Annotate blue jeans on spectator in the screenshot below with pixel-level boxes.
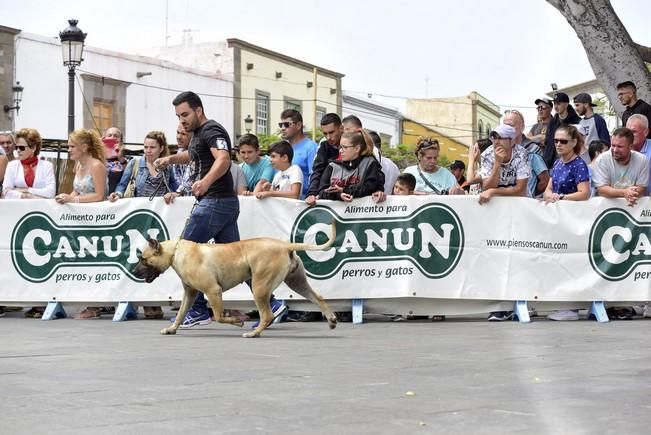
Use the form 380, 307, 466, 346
183, 196, 240, 313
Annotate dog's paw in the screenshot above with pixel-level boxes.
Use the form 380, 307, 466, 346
328, 320, 337, 330
242, 331, 259, 338
160, 327, 177, 335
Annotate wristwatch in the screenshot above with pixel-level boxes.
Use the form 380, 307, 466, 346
559, 194, 565, 200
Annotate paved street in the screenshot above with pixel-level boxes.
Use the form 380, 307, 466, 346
1, 310, 650, 434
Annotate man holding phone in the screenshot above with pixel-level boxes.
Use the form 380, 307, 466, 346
103, 126, 128, 194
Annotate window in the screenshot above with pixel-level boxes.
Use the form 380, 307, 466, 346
486, 124, 492, 136
316, 106, 326, 126
284, 97, 301, 113
92, 99, 114, 134
255, 92, 269, 135
478, 119, 484, 139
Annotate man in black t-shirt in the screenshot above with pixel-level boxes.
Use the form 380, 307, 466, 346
618, 81, 651, 139
156, 92, 288, 328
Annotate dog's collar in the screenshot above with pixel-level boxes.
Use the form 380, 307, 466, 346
169, 240, 181, 265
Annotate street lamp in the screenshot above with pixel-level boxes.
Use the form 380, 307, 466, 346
244, 114, 253, 134
3, 81, 24, 114
59, 19, 86, 134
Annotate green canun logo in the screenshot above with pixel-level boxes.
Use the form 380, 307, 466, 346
11, 210, 170, 283
589, 208, 651, 281
290, 204, 464, 279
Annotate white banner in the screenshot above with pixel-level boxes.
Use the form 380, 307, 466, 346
1, 195, 650, 305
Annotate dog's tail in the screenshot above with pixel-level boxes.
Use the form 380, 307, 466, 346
287, 220, 336, 252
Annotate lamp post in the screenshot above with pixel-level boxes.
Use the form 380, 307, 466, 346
244, 114, 253, 134
59, 19, 86, 134
3, 81, 24, 114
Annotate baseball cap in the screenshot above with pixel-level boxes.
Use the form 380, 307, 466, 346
553, 92, 570, 104
449, 160, 465, 171
573, 93, 596, 107
489, 124, 516, 140
534, 98, 553, 107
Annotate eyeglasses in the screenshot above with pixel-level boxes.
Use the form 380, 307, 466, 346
340, 144, 358, 150
554, 138, 569, 144
0, 140, 13, 145
416, 140, 439, 151
278, 121, 295, 129
16, 145, 31, 151
536, 105, 551, 111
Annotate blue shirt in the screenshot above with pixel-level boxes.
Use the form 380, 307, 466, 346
291, 136, 318, 198
527, 153, 548, 198
551, 155, 590, 195
240, 155, 274, 191
641, 139, 651, 193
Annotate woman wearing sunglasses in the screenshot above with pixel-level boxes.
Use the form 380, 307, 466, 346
543, 125, 590, 321
2, 128, 56, 318
2, 128, 55, 200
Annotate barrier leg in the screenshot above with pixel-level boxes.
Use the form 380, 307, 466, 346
113, 302, 137, 322
512, 300, 530, 323
352, 299, 364, 324
41, 301, 67, 320
588, 301, 609, 323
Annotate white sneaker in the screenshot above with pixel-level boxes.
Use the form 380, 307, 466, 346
643, 305, 651, 318
547, 310, 579, 321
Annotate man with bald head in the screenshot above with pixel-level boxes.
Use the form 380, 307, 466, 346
625, 114, 651, 194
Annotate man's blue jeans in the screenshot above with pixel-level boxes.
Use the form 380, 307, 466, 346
183, 196, 240, 313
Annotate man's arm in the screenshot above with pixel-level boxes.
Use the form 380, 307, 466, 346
489, 178, 528, 197
192, 149, 230, 196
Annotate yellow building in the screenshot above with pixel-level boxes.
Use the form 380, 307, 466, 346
401, 117, 469, 164
406, 91, 501, 147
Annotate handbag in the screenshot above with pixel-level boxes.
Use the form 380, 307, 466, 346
123, 158, 140, 198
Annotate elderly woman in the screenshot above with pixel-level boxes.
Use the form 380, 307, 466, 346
403, 137, 463, 195
2, 128, 56, 200
109, 131, 178, 319
2, 129, 56, 318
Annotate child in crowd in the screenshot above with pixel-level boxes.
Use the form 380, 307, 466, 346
316, 132, 383, 202
254, 140, 302, 200
587, 139, 610, 197
238, 134, 274, 194
393, 173, 416, 195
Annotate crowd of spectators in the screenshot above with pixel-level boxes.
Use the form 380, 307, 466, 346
1, 80, 650, 322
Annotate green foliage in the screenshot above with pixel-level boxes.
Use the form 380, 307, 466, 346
256, 133, 281, 153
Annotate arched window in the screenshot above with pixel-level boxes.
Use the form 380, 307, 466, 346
478, 120, 484, 139
486, 124, 491, 137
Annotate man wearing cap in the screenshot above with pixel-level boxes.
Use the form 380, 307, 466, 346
527, 98, 554, 146
479, 124, 530, 205
543, 92, 582, 169
449, 160, 469, 192
625, 114, 651, 194
617, 81, 651, 138
479, 124, 530, 322
574, 93, 610, 147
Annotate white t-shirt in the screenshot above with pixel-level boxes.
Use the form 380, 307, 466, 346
480, 144, 531, 188
380, 155, 400, 195
592, 150, 649, 190
271, 164, 303, 192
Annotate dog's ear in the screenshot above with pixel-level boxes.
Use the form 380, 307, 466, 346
148, 238, 161, 254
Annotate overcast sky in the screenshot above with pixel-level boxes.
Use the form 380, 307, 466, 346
2, 0, 649, 126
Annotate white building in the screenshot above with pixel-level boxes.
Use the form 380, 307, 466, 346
5, 29, 233, 144
147, 38, 344, 138
547, 79, 620, 132
342, 94, 402, 146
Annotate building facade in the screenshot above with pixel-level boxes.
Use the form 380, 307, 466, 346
401, 117, 469, 164
148, 38, 344, 138
342, 94, 402, 146
405, 91, 501, 147
0, 25, 20, 132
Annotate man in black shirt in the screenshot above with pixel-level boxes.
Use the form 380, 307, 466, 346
305, 113, 343, 205
618, 81, 651, 139
543, 92, 582, 168
157, 91, 287, 327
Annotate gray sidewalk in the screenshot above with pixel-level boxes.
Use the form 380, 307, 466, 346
1, 311, 649, 434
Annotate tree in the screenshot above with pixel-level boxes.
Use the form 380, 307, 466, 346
546, 0, 650, 117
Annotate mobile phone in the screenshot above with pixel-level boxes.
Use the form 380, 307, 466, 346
102, 137, 118, 149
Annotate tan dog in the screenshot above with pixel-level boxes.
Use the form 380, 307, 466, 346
133, 223, 337, 338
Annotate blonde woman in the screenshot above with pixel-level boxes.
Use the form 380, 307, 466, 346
55, 129, 108, 319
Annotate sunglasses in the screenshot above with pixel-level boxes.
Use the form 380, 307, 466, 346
554, 138, 569, 144
16, 145, 32, 151
417, 140, 439, 151
278, 121, 295, 129
536, 105, 551, 110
